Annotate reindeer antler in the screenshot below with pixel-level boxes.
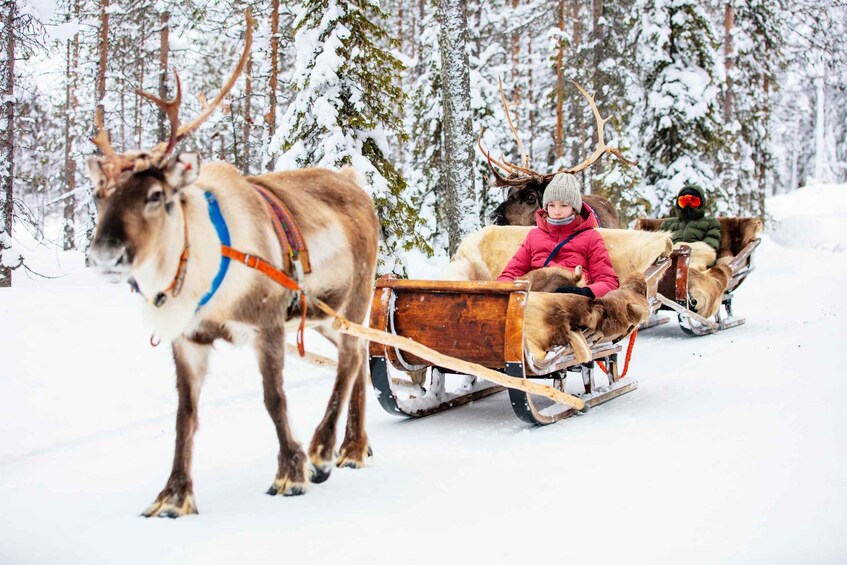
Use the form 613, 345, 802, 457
136, 70, 183, 159
563, 81, 637, 174
138, 9, 255, 163
91, 112, 116, 158
498, 77, 529, 169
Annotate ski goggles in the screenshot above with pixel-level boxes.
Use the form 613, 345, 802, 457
677, 194, 702, 208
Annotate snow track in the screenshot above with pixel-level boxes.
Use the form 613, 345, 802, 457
2, 188, 846, 564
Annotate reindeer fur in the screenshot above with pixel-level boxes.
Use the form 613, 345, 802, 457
523, 273, 651, 363
441, 225, 671, 282
521, 265, 584, 292
688, 264, 733, 318
88, 160, 378, 517
674, 241, 716, 271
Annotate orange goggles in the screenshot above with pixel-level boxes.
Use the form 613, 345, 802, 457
678, 194, 702, 208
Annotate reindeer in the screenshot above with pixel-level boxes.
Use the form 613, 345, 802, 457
481, 81, 634, 228
85, 11, 378, 518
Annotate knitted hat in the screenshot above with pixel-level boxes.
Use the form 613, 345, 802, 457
543, 173, 582, 212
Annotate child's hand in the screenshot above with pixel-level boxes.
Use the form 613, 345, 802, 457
554, 285, 595, 299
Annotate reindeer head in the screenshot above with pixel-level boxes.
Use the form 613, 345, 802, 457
481, 80, 636, 226
86, 11, 253, 287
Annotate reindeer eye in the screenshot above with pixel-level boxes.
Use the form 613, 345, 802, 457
147, 189, 163, 204
527, 194, 537, 204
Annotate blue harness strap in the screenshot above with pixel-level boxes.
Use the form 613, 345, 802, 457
197, 192, 232, 309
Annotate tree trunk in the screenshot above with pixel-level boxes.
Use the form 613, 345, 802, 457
590, 0, 604, 192
266, 0, 279, 171
1, 0, 17, 286
570, 0, 584, 180
510, 0, 521, 128
439, 0, 477, 255
157, 11, 169, 142
723, 2, 734, 123
63, 2, 80, 251
96, 0, 108, 128
242, 49, 252, 174
554, 0, 565, 160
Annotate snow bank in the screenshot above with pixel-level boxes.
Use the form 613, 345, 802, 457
768, 182, 847, 253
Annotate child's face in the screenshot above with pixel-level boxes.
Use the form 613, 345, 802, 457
547, 201, 574, 220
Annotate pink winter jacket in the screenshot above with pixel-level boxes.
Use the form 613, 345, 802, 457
495, 208, 619, 297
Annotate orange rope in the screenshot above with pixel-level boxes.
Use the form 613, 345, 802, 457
596, 327, 638, 380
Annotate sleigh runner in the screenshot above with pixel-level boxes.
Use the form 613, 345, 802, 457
367, 230, 672, 425
635, 217, 762, 336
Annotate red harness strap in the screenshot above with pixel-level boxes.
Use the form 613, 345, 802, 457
221, 246, 308, 357
596, 327, 638, 380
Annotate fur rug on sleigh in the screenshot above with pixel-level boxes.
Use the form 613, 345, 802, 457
439, 226, 673, 362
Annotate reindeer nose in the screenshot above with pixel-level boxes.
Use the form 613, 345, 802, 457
89, 239, 130, 273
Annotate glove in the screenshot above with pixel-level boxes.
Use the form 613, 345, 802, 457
554, 285, 595, 299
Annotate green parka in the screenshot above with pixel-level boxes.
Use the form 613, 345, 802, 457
660, 187, 722, 252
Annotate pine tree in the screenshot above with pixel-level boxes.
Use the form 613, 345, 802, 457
635, 0, 724, 216
408, 2, 444, 249
721, 0, 783, 217
270, 0, 428, 273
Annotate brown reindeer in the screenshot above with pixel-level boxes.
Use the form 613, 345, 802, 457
86, 12, 378, 518
482, 81, 632, 228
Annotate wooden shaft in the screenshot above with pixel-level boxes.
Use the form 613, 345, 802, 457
656, 294, 719, 330
310, 299, 586, 411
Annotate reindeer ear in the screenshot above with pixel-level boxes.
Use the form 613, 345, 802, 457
85, 156, 107, 189
574, 265, 583, 279
164, 152, 201, 190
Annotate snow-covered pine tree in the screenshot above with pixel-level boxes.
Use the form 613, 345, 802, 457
408, 1, 444, 249
635, 0, 724, 216
439, 0, 479, 254
271, 0, 428, 273
581, 1, 646, 225
720, 0, 783, 218
467, 0, 510, 228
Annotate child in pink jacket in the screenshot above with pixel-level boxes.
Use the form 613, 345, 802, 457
496, 173, 619, 298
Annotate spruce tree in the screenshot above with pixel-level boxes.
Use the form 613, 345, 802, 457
635, 0, 724, 216
270, 0, 428, 273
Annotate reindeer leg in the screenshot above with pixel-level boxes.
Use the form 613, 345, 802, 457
257, 326, 310, 497
337, 357, 372, 469
142, 338, 209, 518
308, 328, 362, 483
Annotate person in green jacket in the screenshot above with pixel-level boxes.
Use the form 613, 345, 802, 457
660, 184, 722, 253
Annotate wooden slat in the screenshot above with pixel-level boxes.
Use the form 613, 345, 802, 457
368, 286, 392, 357
391, 292, 511, 367
503, 291, 527, 365
378, 278, 530, 295
673, 248, 690, 302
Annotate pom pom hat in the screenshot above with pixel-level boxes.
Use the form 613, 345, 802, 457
543, 173, 582, 213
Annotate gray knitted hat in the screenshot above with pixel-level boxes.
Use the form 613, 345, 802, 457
543, 173, 582, 212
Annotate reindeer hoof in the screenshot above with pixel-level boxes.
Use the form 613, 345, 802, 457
141, 494, 197, 518
336, 443, 373, 469
310, 464, 332, 484
266, 476, 309, 497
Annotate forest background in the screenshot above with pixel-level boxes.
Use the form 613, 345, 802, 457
1, 0, 846, 285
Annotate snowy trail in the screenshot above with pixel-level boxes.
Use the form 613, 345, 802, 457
2, 220, 847, 563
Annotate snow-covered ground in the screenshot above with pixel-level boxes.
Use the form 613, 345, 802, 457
2, 184, 846, 564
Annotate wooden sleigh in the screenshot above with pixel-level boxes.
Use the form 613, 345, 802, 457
368, 257, 670, 425
634, 217, 762, 336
